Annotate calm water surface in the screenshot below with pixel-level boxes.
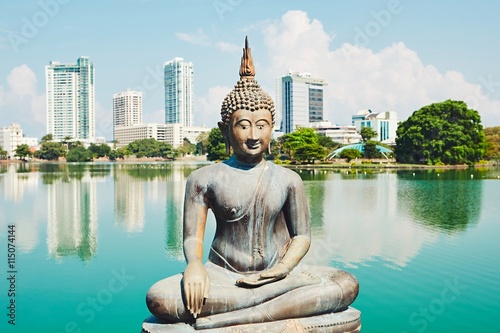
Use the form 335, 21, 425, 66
0, 162, 499, 333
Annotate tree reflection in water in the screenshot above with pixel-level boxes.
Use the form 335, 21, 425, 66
397, 169, 484, 233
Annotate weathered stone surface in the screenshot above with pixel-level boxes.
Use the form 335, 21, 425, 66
142, 307, 361, 333
144, 37, 361, 331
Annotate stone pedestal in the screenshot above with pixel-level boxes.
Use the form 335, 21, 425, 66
142, 307, 361, 333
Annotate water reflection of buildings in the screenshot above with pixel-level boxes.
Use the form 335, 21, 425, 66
1, 164, 42, 252
303, 172, 438, 268
114, 170, 145, 232
2, 164, 39, 202
113, 164, 192, 260
47, 173, 98, 261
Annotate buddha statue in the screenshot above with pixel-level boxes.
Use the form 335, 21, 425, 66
144, 37, 360, 333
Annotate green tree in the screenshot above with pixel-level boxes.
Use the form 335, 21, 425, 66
41, 133, 53, 142
269, 139, 281, 160
35, 141, 67, 160
108, 149, 125, 161
280, 127, 319, 160
196, 132, 210, 155
363, 141, 382, 159
177, 138, 196, 157
62, 136, 72, 149
294, 144, 326, 163
66, 146, 93, 162
484, 126, 500, 160
360, 127, 378, 142
0, 147, 9, 159
15, 144, 32, 160
117, 147, 131, 157
340, 148, 363, 162
317, 135, 338, 149
206, 128, 229, 161
395, 100, 486, 165
88, 143, 111, 158
125, 138, 174, 158
158, 141, 175, 159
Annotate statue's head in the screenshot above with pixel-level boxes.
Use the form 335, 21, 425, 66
219, 37, 275, 128
218, 37, 275, 162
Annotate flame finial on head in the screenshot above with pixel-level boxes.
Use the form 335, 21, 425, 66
239, 36, 255, 79
220, 36, 275, 127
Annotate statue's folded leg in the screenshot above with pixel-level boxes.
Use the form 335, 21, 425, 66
146, 262, 323, 323
195, 266, 359, 330
146, 264, 358, 329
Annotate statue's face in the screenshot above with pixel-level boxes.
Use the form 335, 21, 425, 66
227, 109, 272, 163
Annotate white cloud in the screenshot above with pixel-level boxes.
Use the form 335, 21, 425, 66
254, 10, 500, 127
7, 64, 37, 97
0, 65, 45, 137
195, 85, 231, 127
176, 29, 242, 54
175, 28, 211, 46
215, 41, 239, 53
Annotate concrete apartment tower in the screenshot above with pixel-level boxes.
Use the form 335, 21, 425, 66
164, 57, 193, 127
113, 89, 143, 140
280, 71, 328, 134
45, 56, 95, 140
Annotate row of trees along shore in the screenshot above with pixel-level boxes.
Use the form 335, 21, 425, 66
11, 134, 199, 162
7, 100, 500, 165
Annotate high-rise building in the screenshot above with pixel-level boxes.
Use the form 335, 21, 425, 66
275, 78, 283, 132
280, 71, 328, 134
164, 57, 193, 127
45, 56, 95, 141
113, 89, 142, 140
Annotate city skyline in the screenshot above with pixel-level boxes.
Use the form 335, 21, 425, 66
1, 1, 500, 141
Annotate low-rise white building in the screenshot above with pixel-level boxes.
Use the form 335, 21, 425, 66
352, 110, 398, 144
311, 121, 362, 145
114, 123, 211, 149
0, 123, 38, 159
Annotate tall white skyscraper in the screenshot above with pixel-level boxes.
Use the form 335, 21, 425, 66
280, 71, 328, 134
113, 89, 142, 140
45, 56, 95, 140
164, 57, 193, 127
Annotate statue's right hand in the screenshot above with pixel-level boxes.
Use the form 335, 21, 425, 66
183, 261, 210, 318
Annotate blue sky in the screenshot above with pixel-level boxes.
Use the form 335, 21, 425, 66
1, 0, 499, 140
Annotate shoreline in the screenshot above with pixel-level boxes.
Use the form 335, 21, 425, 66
2, 157, 498, 170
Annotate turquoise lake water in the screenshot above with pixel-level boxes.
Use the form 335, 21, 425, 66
0, 162, 499, 333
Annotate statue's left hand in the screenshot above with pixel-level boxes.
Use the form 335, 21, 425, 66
236, 262, 289, 287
